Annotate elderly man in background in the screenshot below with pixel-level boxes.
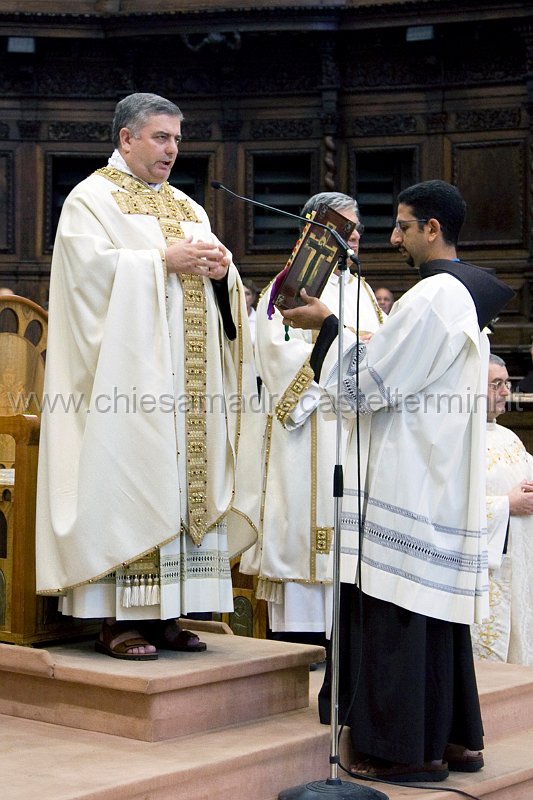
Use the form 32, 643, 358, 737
471, 353, 533, 665
374, 286, 395, 314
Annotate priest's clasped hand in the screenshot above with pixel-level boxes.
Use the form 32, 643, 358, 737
164, 236, 230, 279
509, 479, 533, 516
281, 288, 333, 331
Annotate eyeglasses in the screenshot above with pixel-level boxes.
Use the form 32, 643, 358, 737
489, 379, 512, 391
354, 222, 365, 235
394, 218, 428, 233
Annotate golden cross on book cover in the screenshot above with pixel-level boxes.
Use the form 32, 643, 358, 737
270, 204, 356, 312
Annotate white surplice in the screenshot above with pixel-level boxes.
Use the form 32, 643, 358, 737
471, 421, 533, 664
36, 156, 261, 620
240, 272, 383, 632
315, 272, 489, 625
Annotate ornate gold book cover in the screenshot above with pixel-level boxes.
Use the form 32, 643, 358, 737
270, 204, 355, 312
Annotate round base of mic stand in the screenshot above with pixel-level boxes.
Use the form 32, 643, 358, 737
279, 778, 389, 799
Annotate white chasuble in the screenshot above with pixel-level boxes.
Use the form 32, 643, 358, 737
471, 421, 533, 664
317, 273, 489, 626
240, 272, 383, 631
36, 165, 261, 619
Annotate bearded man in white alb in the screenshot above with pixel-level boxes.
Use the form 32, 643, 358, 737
240, 192, 383, 646
282, 180, 514, 782
36, 93, 260, 660
471, 354, 533, 665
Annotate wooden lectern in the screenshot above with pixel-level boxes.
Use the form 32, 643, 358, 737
0, 295, 99, 645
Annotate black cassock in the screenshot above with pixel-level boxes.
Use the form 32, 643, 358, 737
318, 584, 484, 764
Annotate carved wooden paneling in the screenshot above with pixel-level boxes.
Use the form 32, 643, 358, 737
39, 59, 131, 99
219, 118, 241, 141
43, 151, 109, 252
352, 115, 417, 137
0, 5, 529, 307
17, 121, 40, 140
47, 122, 111, 142
250, 120, 314, 141
425, 113, 448, 134
453, 140, 526, 247
348, 145, 420, 244
244, 147, 317, 252
181, 121, 213, 142
455, 108, 522, 132
344, 46, 522, 91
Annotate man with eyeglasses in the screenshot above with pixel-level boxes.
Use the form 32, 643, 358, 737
471, 353, 533, 665
240, 191, 383, 653
281, 179, 514, 782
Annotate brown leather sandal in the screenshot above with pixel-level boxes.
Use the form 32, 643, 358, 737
349, 757, 449, 782
444, 743, 484, 772
139, 619, 207, 652
94, 620, 158, 661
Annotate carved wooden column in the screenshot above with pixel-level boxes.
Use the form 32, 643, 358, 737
319, 39, 340, 191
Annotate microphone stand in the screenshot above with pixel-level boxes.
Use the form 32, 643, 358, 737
211, 181, 360, 267
212, 184, 388, 800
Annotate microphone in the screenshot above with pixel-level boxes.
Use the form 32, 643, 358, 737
210, 181, 360, 266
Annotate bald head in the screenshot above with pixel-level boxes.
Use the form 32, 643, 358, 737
375, 287, 394, 314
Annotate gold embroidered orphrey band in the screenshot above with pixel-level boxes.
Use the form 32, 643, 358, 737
96, 166, 209, 545
310, 412, 332, 581
275, 361, 315, 426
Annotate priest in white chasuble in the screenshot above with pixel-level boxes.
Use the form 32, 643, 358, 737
36, 93, 261, 660
471, 354, 533, 665
240, 192, 383, 644
281, 180, 514, 782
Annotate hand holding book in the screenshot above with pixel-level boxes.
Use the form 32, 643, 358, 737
268, 203, 356, 315
280, 288, 334, 331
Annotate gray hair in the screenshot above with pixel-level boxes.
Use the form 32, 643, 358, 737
112, 93, 183, 147
301, 192, 359, 220
489, 353, 506, 367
